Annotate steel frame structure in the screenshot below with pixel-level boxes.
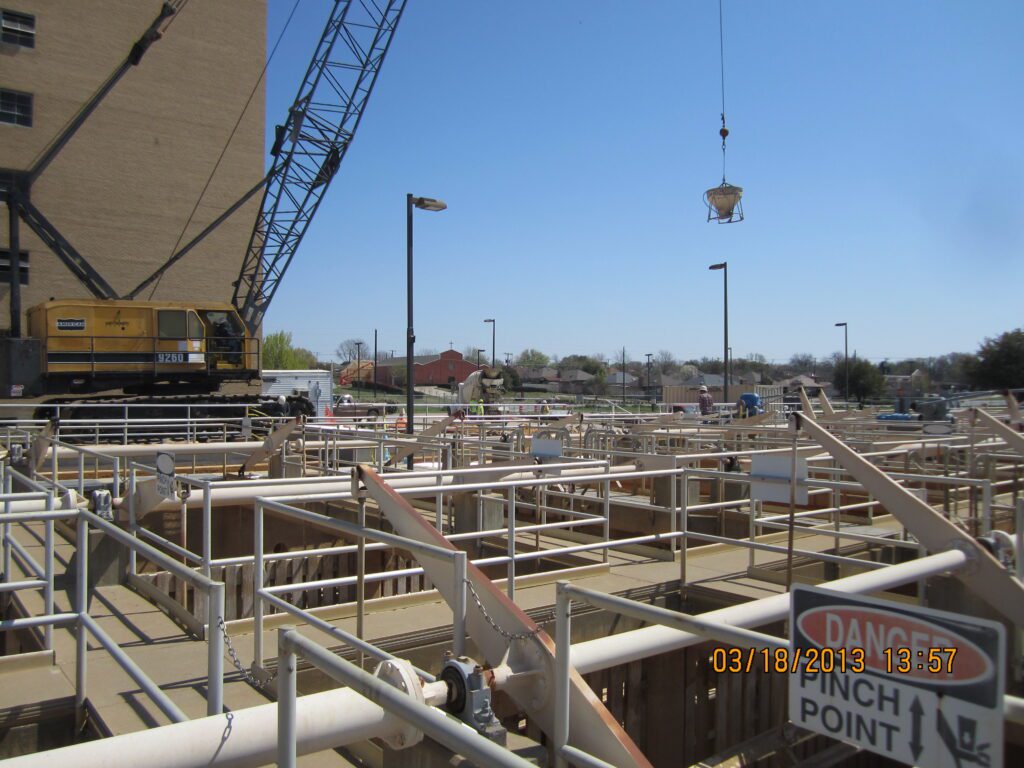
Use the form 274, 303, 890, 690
232, 0, 407, 334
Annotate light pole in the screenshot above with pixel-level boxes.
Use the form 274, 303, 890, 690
621, 347, 627, 405
645, 353, 653, 392
372, 330, 378, 399
354, 341, 363, 396
407, 193, 447, 468
709, 262, 729, 404
476, 348, 485, 369
484, 319, 495, 368
835, 322, 848, 402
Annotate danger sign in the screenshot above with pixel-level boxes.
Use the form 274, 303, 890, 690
790, 585, 1004, 768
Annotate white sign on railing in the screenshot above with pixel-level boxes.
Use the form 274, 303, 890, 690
155, 452, 176, 500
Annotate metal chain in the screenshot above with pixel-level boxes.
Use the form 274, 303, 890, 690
464, 578, 541, 642
219, 617, 276, 690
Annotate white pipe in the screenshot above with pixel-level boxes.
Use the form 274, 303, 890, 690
571, 549, 969, 674
1, 687, 403, 768
121, 462, 642, 514
46, 439, 341, 460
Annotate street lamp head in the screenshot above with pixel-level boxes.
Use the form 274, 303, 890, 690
484, 318, 494, 323
411, 196, 446, 212
835, 322, 847, 327
708, 262, 727, 271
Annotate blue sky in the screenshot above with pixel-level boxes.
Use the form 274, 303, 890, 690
258, 1, 1023, 364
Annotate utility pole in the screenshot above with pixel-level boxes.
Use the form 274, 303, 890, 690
373, 329, 378, 399
354, 341, 363, 397
835, 322, 849, 403
645, 352, 653, 393
622, 347, 627, 406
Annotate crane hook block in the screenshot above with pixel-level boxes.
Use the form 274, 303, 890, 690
719, 127, 730, 140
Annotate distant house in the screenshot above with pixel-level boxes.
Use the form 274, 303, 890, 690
784, 374, 827, 396
375, 350, 481, 387
606, 370, 638, 387
556, 368, 594, 395
516, 366, 558, 392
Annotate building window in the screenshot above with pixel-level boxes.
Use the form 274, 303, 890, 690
0, 88, 32, 126
1, 9, 34, 48
0, 250, 29, 286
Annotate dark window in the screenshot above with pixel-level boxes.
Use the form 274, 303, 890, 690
1, 9, 34, 48
0, 88, 32, 126
0, 249, 29, 285
157, 310, 187, 339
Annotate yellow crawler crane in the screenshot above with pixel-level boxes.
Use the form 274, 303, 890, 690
26, 299, 259, 395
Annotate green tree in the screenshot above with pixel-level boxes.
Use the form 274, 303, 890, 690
834, 358, 885, 404
500, 365, 521, 391
967, 329, 1024, 389
262, 331, 317, 369
515, 348, 550, 367
558, 354, 606, 376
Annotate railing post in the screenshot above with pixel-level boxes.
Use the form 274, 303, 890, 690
253, 501, 265, 670
2, 468, 11, 585
669, 463, 678, 554
602, 470, 611, 565
453, 551, 467, 657
680, 470, 689, 586
44, 494, 54, 650
207, 581, 224, 716
356, 483, 366, 669
277, 626, 298, 768
1016, 498, 1023, 582
111, 456, 121, 500
435, 470, 443, 532
77, 452, 85, 495
554, 581, 571, 768
202, 482, 212, 580
981, 479, 993, 534
75, 511, 88, 733
127, 465, 137, 577
507, 486, 516, 599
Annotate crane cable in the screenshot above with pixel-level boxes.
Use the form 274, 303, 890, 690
148, 0, 302, 299
718, 0, 729, 184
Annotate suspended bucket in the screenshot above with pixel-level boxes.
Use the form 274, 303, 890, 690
704, 181, 744, 224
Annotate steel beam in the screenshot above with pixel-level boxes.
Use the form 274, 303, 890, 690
357, 464, 653, 768
795, 412, 1024, 625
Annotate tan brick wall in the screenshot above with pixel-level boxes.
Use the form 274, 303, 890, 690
1, 0, 266, 331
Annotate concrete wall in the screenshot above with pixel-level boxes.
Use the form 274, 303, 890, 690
1, 0, 266, 332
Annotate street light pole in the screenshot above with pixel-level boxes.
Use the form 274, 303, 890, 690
372, 329, 378, 399
476, 349, 485, 369
621, 347, 627, 405
645, 353, 653, 392
709, 262, 729, 404
355, 341, 363, 397
406, 193, 447, 469
835, 322, 848, 403
484, 319, 495, 368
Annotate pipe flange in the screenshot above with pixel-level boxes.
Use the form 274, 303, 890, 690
373, 658, 424, 749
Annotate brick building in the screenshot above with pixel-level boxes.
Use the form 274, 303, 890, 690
1, 1, 266, 334
376, 350, 482, 388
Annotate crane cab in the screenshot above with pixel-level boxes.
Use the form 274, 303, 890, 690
13, 299, 260, 395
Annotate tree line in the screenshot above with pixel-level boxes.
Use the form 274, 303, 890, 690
263, 328, 1024, 397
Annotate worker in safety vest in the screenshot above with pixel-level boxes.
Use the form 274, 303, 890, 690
471, 399, 484, 416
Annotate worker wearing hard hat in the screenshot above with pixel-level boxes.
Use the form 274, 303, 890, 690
471, 399, 484, 416
697, 385, 715, 416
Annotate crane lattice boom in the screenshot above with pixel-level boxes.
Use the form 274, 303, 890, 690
233, 0, 407, 334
